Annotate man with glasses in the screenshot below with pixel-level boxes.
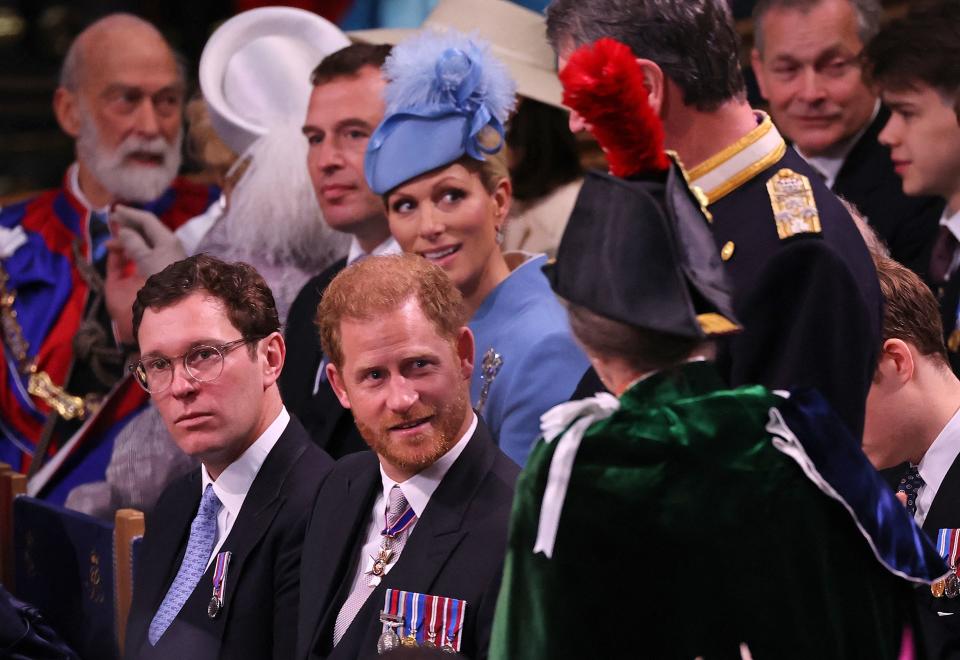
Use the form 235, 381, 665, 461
123, 254, 332, 660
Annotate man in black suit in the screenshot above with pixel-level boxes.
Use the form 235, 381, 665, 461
863, 257, 960, 658
297, 254, 519, 660
124, 255, 333, 659
280, 43, 400, 458
548, 0, 881, 438
750, 0, 942, 277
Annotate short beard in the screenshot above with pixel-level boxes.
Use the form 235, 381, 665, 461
355, 386, 470, 476
76, 108, 183, 203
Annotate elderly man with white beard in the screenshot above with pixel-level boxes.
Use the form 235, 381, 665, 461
0, 14, 216, 500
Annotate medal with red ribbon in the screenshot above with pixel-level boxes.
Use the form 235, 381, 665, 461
208, 551, 232, 618
377, 589, 466, 654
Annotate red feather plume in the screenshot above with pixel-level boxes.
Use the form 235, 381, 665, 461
560, 38, 670, 176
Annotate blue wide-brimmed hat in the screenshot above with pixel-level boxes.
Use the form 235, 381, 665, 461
364, 30, 517, 195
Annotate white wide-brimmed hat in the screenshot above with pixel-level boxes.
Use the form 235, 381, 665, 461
199, 6, 351, 155
349, 0, 562, 109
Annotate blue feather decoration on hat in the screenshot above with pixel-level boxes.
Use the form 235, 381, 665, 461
382, 29, 517, 124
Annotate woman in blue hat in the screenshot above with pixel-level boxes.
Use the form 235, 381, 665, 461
364, 30, 589, 466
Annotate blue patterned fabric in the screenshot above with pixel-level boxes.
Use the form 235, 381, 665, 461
898, 465, 925, 516
148, 485, 221, 645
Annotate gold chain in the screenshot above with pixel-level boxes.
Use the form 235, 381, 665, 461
0, 263, 96, 420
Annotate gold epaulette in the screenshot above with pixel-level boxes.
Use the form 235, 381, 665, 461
765, 168, 822, 240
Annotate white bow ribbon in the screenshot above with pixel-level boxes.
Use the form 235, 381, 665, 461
533, 393, 620, 558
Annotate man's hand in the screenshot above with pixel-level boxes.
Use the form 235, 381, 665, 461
104, 241, 145, 345
111, 205, 187, 277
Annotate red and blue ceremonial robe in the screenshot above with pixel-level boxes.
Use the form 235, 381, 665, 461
0, 170, 217, 502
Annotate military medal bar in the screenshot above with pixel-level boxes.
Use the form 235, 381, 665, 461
377, 589, 466, 654
931, 529, 960, 598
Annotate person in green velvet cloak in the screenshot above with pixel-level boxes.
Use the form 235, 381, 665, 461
488, 38, 946, 660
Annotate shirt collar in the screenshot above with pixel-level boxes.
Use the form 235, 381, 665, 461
67, 163, 109, 214
940, 206, 960, 243
917, 405, 960, 501
796, 100, 881, 188
201, 406, 290, 517
686, 111, 787, 204
347, 235, 401, 265
378, 412, 478, 518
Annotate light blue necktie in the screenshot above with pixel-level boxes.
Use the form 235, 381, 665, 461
148, 484, 222, 645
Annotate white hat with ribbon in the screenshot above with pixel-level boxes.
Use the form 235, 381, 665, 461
349, 0, 562, 109
199, 6, 351, 155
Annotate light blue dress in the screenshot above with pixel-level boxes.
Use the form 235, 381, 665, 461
468, 253, 589, 466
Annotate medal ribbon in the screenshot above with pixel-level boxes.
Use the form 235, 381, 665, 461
381, 504, 416, 538
212, 551, 231, 603
950, 529, 960, 569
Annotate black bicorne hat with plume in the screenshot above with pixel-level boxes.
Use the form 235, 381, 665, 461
544, 38, 741, 339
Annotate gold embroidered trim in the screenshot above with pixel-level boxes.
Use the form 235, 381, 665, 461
703, 140, 787, 204
0, 263, 95, 420
687, 114, 775, 181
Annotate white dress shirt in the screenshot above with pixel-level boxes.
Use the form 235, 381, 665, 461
339, 413, 478, 598
915, 406, 960, 527
200, 406, 290, 569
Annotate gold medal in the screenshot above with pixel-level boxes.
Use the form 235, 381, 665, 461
401, 632, 418, 647
932, 578, 947, 598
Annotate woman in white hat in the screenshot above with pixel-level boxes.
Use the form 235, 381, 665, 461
364, 30, 589, 465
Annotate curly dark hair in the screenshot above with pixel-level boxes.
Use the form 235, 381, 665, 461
132, 254, 280, 355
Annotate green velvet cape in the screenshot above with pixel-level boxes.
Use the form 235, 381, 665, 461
490, 361, 908, 659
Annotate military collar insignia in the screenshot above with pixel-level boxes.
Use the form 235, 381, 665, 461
687, 112, 787, 205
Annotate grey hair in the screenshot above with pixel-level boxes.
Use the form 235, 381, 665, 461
545, 0, 746, 112
752, 0, 882, 54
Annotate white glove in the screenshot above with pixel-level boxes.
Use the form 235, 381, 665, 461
111, 205, 187, 277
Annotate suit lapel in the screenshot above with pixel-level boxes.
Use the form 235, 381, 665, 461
833, 109, 887, 195
333, 419, 497, 658
213, 420, 309, 620
923, 453, 960, 537
306, 457, 381, 655
127, 470, 201, 654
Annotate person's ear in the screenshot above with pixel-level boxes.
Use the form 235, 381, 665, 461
636, 58, 666, 115
877, 338, 916, 386
750, 49, 770, 100
491, 177, 512, 227
260, 332, 286, 388
53, 87, 82, 138
456, 327, 475, 381
327, 362, 352, 409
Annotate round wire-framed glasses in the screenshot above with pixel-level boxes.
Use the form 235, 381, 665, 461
130, 337, 263, 394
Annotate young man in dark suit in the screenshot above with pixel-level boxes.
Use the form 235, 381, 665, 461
296, 254, 518, 660
864, 257, 960, 658
124, 255, 333, 659
750, 0, 942, 277
280, 43, 400, 458
864, 4, 960, 377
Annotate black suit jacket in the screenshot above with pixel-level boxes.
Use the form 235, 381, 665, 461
125, 416, 333, 660
279, 257, 368, 459
296, 418, 518, 660
883, 458, 960, 659
833, 107, 944, 277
